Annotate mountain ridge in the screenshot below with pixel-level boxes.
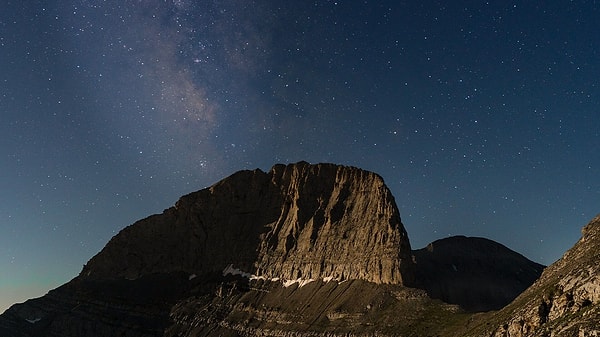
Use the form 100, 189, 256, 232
3, 161, 592, 337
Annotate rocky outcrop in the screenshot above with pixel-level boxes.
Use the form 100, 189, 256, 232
413, 236, 544, 312
464, 214, 600, 337
82, 161, 414, 285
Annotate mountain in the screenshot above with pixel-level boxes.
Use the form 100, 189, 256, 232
80, 161, 415, 285
413, 236, 545, 312
0, 162, 557, 337
462, 214, 600, 337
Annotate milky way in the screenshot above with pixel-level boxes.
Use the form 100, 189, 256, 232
1, 1, 599, 312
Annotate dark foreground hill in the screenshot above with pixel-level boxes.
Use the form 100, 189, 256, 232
413, 235, 544, 312
1, 162, 593, 337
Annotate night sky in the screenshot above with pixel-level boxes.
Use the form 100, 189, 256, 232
2, 0, 599, 312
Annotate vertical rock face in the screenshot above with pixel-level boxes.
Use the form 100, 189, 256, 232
82, 161, 415, 286
257, 162, 413, 284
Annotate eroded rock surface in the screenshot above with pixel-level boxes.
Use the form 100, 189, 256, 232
82, 161, 414, 285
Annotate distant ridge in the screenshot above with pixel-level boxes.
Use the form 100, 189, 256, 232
413, 235, 544, 312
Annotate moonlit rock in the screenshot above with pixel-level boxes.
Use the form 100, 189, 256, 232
81, 162, 415, 286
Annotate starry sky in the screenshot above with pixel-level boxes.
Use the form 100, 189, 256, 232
1, 0, 599, 313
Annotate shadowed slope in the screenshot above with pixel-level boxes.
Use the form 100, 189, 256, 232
413, 236, 544, 312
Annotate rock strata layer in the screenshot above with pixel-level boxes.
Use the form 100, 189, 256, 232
82, 161, 415, 285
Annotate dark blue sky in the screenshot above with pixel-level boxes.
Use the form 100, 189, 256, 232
1, 0, 599, 312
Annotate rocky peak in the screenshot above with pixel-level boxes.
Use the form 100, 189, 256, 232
81, 161, 415, 285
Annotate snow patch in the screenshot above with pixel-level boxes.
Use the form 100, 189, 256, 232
222, 264, 278, 282
223, 264, 250, 278
283, 278, 315, 288
222, 265, 341, 288
298, 278, 315, 287
322, 276, 342, 283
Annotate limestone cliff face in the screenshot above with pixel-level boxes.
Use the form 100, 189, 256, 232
82, 161, 414, 285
